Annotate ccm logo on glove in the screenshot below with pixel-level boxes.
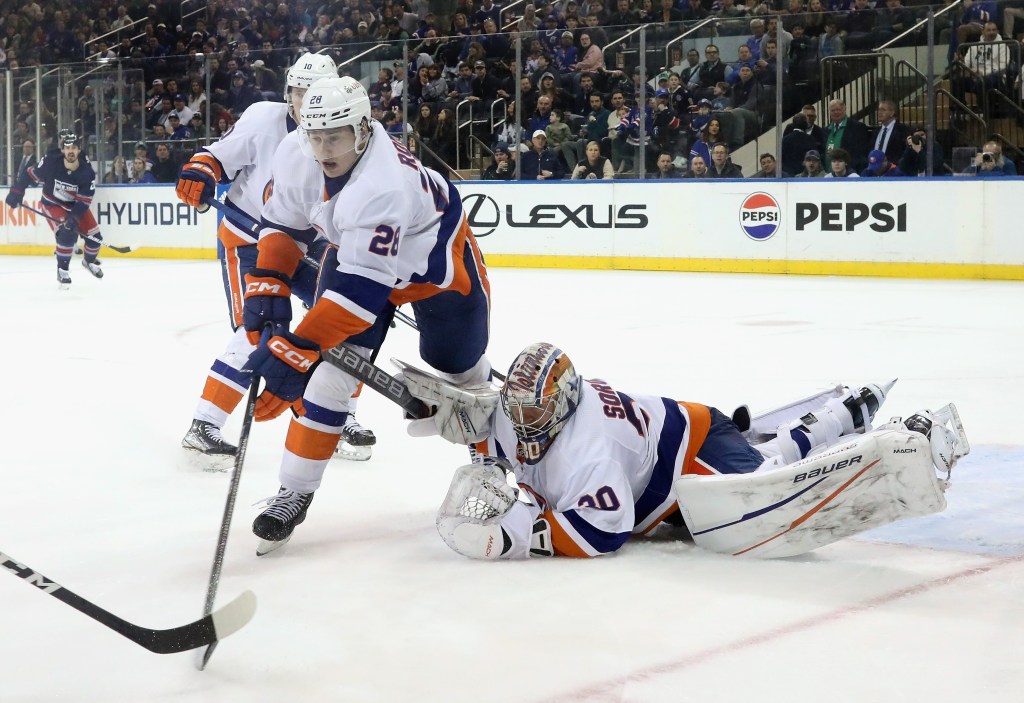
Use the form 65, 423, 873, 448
246, 280, 286, 295
268, 336, 317, 371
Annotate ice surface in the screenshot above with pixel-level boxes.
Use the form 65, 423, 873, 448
1, 255, 1021, 702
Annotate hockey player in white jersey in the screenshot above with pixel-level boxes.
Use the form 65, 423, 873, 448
427, 342, 969, 560
175, 53, 376, 461
242, 75, 492, 552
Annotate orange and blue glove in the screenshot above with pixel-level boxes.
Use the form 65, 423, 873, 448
244, 326, 319, 421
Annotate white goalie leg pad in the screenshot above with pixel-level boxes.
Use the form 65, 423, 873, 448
436, 464, 533, 559
675, 427, 950, 558
393, 359, 499, 444
744, 385, 847, 442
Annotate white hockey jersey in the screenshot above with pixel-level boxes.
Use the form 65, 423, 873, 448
476, 379, 718, 558
200, 101, 295, 245
261, 120, 481, 350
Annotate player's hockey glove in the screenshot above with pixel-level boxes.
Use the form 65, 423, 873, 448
5, 188, 24, 209
175, 159, 217, 209
245, 326, 319, 421
64, 211, 81, 233
243, 268, 293, 344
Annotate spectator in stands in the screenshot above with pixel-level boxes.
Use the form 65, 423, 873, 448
15, 139, 35, 182
415, 103, 438, 141
745, 19, 767, 61
875, 0, 915, 46
224, 71, 262, 116
824, 99, 870, 172
189, 113, 207, 141
130, 156, 156, 184
968, 149, 1010, 178
825, 148, 859, 177
726, 45, 756, 85
958, 0, 997, 45
796, 149, 827, 176
861, 149, 906, 177
956, 22, 1010, 99
187, 80, 207, 117
572, 140, 615, 179
537, 71, 571, 110
422, 64, 450, 105
166, 112, 192, 140
429, 107, 458, 171
568, 91, 611, 163
683, 154, 709, 177
521, 130, 565, 180
1005, 3, 1024, 41
751, 152, 790, 178
762, 18, 793, 67
546, 108, 575, 166
689, 116, 726, 171
581, 15, 611, 52
803, 0, 828, 37
689, 44, 726, 100
650, 89, 684, 159
725, 65, 766, 147
483, 143, 516, 180
172, 94, 195, 125
677, 48, 702, 86
607, 0, 641, 33
667, 72, 695, 119
528, 94, 555, 135
784, 104, 827, 153
844, 0, 879, 50
150, 142, 179, 183
705, 143, 743, 178
648, 150, 683, 179
872, 99, 911, 164
104, 155, 131, 184
897, 127, 946, 176
553, 31, 578, 74
819, 18, 844, 57
449, 62, 476, 103
574, 32, 606, 77
717, 0, 751, 37
494, 100, 525, 150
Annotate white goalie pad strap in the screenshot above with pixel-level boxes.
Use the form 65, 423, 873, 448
393, 358, 498, 445
437, 465, 534, 559
745, 384, 847, 442
675, 429, 949, 558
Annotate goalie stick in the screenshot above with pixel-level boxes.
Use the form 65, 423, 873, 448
20, 204, 136, 254
0, 550, 256, 655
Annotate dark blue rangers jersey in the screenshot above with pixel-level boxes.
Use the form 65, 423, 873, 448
18, 150, 97, 216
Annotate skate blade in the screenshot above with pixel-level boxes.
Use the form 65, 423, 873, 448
256, 535, 291, 556
335, 441, 372, 462
58, 282, 71, 291
181, 447, 234, 473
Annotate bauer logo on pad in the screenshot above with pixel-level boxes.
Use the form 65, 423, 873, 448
739, 192, 781, 241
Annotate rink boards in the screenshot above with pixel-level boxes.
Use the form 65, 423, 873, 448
1, 179, 1022, 280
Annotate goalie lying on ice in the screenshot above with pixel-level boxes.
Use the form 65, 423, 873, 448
410, 342, 970, 560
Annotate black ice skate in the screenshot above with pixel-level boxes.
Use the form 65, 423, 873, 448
81, 258, 104, 279
335, 413, 375, 461
253, 487, 315, 555
181, 419, 238, 456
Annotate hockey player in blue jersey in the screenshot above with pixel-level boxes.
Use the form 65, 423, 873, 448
5, 129, 104, 286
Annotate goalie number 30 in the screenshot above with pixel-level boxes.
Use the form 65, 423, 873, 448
577, 486, 620, 511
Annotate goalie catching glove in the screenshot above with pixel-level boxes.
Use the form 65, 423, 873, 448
243, 269, 293, 344
436, 463, 551, 559
243, 326, 319, 421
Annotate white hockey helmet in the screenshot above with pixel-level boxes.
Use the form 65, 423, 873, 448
500, 342, 582, 464
299, 75, 373, 157
284, 52, 338, 102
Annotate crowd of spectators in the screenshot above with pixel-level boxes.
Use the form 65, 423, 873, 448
1, 0, 1021, 183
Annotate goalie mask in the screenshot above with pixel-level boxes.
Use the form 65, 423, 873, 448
500, 343, 581, 464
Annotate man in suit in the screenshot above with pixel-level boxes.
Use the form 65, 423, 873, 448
872, 99, 911, 165
16, 139, 36, 182
823, 98, 870, 173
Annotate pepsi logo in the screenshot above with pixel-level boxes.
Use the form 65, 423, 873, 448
739, 192, 781, 240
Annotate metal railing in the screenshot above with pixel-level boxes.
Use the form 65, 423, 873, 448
181, 0, 207, 26
874, 0, 961, 52
83, 15, 150, 61
664, 17, 719, 69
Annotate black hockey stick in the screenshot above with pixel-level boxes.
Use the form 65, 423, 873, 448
0, 550, 256, 654
320, 344, 432, 419
196, 374, 262, 670
20, 204, 136, 254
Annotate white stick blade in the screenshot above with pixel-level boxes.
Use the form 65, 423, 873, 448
211, 590, 258, 640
